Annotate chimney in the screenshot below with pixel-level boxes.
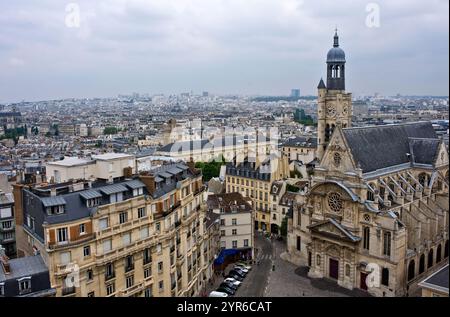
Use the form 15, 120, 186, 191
0, 246, 10, 274
12, 184, 24, 226
139, 173, 156, 196
123, 166, 132, 178
187, 158, 196, 172
50, 187, 57, 197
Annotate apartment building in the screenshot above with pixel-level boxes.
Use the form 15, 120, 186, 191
225, 155, 289, 233
282, 136, 318, 165
156, 135, 273, 163
0, 191, 15, 257
45, 153, 136, 183
207, 192, 254, 258
13, 161, 218, 297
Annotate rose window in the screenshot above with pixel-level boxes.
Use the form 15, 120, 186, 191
328, 193, 343, 212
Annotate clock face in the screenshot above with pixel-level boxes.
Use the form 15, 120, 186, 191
327, 105, 336, 117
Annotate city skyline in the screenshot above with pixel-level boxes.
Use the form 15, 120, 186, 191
0, 0, 448, 103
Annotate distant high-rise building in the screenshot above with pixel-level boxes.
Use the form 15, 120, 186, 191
202, 91, 209, 97
291, 89, 301, 98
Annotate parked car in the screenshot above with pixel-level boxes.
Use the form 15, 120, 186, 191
229, 269, 246, 278
209, 291, 228, 297
234, 266, 249, 273
235, 262, 252, 270
220, 281, 238, 291
227, 273, 244, 282
232, 267, 248, 275
224, 277, 242, 287
217, 286, 235, 296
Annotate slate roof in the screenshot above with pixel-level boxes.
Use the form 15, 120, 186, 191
79, 189, 103, 200
419, 264, 449, 294
41, 196, 66, 207
342, 122, 438, 173
282, 136, 317, 148
0, 255, 48, 282
99, 184, 128, 195
124, 179, 146, 189
409, 138, 441, 165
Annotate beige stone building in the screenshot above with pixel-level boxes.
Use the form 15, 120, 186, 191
286, 31, 449, 297
225, 155, 289, 233
418, 264, 448, 297
287, 122, 449, 297
207, 192, 254, 257
13, 162, 220, 297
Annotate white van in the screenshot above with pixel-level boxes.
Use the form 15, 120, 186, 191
209, 291, 229, 297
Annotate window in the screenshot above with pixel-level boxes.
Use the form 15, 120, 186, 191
383, 232, 391, 256
106, 283, 115, 296
232, 241, 238, 248
232, 229, 237, 235
297, 211, 301, 226
79, 223, 86, 235
232, 218, 237, 225
144, 287, 153, 297
87, 291, 95, 297
122, 232, 131, 246
138, 207, 146, 218
316, 255, 321, 266
83, 246, 91, 257
381, 268, 389, 286
363, 227, 370, 250
18, 278, 31, 295
159, 281, 164, 292
220, 219, 225, 226
155, 222, 161, 233
125, 255, 134, 272
140, 226, 149, 240
328, 193, 343, 212
105, 263, 114, 280
296, 236, 301, 251
244, 239, 249, 247
119, 212, 128, 224
220, 230, 225, 236
158, 261, 163, 273
0, 207, 12, 218
57, 227, 68, 243
99, 218, 109, 230
1, 220, 12, 229
126, 275, 134, 289
87, 198, 100, 208
144, 267, 152, 279
273, 214, 277, 220
87, 269, 93, 281
103, 239, 112, 253
143, 248, 152, 265
156, 244, 162, 253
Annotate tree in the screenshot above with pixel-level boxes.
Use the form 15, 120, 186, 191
103, 126, 119, 135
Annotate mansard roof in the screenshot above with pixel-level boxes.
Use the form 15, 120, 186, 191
342, 122, 438, 173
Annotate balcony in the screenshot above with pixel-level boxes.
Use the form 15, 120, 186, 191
175, 220, 182, 228
48, 233, 95, 250
105, 272, 115, 281
62, 286, 76, 296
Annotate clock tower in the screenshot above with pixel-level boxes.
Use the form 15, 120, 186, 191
316, 30, 352, 161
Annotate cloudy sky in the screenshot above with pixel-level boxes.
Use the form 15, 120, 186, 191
0, 0, 448, 102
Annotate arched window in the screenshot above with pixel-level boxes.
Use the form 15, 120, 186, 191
418, 173, 428, 187
363, 226, 370, 250
379, 186, 385, 198
316, 254, 321, 266
407, 260, 415, 281
367, 190, 374, 201
345, 264, 350, 277
445, 240, 449, 258
419, 254, 425, 274
428, 249, 434, 269
381, 268, 389, 286
436, 244, 442, 263
325, 124, 331, 142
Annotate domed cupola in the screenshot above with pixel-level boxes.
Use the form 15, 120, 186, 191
326, 29, 346, 90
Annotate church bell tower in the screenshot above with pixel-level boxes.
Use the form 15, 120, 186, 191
316, 30, 352, 161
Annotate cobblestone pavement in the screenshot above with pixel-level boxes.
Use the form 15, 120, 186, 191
264, 239, 371, 297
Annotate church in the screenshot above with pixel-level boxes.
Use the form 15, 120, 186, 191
286, 31, 449, 297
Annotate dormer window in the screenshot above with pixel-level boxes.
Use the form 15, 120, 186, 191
46, 205, 65, 215
132, 188, 143, 197
87, 198, 100, 208
17, 277, 32, 295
